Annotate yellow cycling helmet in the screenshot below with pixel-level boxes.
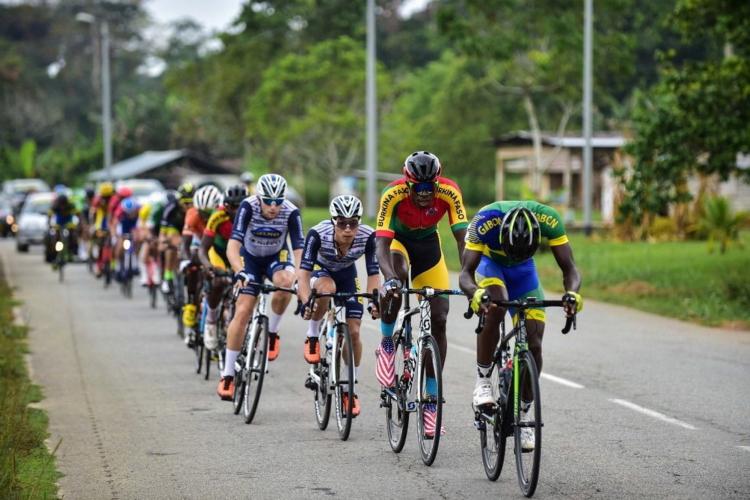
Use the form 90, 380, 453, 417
99, 182, 114, 197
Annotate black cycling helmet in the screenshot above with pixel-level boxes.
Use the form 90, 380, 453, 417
84, 186, 95, 199
499, 206, 541, 263
403, 151, 441, 183
223, 184, 247, 208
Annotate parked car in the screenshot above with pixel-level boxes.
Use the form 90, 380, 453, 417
0, 196, 14, 237
16, 192, 55, 252
2, 178, 51, 215
114, 178, 165, 205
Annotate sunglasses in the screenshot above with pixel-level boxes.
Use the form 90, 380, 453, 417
407, 181, 437, 193
261, 197, 284, 206
334, 218, 360, 229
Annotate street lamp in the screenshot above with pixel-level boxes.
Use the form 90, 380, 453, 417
76, 12, 113, 181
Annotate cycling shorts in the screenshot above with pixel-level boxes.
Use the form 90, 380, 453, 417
390, 231, 449, 291
311, 264, 363, 320
208, 246, 229, 270
239, 247, 294, 297
475, 255, 546, 323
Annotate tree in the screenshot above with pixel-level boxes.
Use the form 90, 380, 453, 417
246, 36, 390, 187
621, 0, 750, 228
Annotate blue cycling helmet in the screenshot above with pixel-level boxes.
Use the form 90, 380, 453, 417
53, 184, 68, 195
121, 197, 139, 214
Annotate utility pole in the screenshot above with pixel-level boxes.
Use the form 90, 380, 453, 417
77, 13, 113, 181
365, 0, 378, 218
583, 0, 593, 235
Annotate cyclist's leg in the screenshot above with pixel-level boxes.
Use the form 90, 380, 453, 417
265, 249, 295, 360
303, 270, 333, 363
408, 233, 450, 367
221, 255, 261, 383
375, 240, 409, 387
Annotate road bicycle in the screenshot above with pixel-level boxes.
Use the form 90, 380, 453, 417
118, 233, 136, 298
466, 295, 577, 497
51, 226, 72, 283
232, 281, 296, 424
196, 269, 233, 381
380, 285, 463, 466
302, 288, 376, 441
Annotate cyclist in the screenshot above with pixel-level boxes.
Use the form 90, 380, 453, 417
46, 186, 80, 264
240, 171, 256, 195
297, 195, 380, 417
90, 182, 115, 277
112, 196, 141, 281
198, 184, 247, 350
137, 191, 165, 286
159, 183, 195, 295
217, 173, 304, 400
375, 151, 468, 437
181, 184, 223, 347
459, 202, 582, 451
78, 186, 96, 261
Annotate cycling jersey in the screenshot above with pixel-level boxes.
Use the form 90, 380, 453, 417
182, 207, 207, 239
49, 197, 79, 227
375, 176, 468, 239
160, 200, 186, 237
231, 196, 304, 258
116, 210, 139, 236
204, 207, 233, 264
91, 194, 113, 231
465, 201, 568, 267
300, 220, 378, 275
149, 202, 164, 234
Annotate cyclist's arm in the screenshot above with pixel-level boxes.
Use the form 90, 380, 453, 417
227, 239, 243, 274
180, 234, 192, 260
297, 228, 320, 303
453, 227, 467, 260
459, 248, 482, 298
375, 235, 398, 281
198, 234, 213, 270
550, 242, 581, 293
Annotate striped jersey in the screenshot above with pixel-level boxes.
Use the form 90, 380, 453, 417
231, 196, 304, 258
300, 220, 379, 275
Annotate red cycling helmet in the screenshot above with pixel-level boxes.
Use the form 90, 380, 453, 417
116, 186, 134, 198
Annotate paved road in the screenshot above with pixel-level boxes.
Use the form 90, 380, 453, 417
2, 240, 749, 499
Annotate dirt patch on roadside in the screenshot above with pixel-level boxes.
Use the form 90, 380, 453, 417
607, 280, 659, 296
719, 320, 750, 331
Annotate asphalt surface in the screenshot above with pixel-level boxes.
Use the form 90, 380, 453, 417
2, 240, 749, 499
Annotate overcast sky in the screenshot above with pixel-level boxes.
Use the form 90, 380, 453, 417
145, 0, 431, 32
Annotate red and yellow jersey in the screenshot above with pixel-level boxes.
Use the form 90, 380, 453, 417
203, 208, 233, 253
375, 176, 469, 240
182, 207, 206, 238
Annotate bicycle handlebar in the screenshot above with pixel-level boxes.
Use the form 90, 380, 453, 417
465, 296, 577, 335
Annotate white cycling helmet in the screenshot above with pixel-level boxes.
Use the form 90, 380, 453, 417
256, 174, 287, 199
193, 185, 223, 211
329, 195, 363, 218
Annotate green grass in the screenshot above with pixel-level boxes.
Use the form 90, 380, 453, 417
0, 281, 60, 499
534, 233, 750, 328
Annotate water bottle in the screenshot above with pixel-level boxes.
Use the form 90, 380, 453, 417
325, 323, 334, 364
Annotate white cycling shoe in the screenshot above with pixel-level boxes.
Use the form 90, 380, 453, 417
520, 407, 535, 451
472, 378, 495, 408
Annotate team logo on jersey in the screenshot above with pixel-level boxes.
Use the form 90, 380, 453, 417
252, 226, 283, 239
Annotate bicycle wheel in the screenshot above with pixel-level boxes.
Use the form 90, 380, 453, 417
243, 317, 268, 424
480, 366, 508, 481
195, 341, 204, 375
334, 324, 355, 441
385, 331, 410, 453
232, 351, 247, 415
313, 322, 332, 430
150, 285, 158, 309
514, 350, 542, 497
416, 335, 443, 466
57, 254, 65, 283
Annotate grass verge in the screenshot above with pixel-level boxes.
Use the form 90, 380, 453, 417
0, 279, 60, 499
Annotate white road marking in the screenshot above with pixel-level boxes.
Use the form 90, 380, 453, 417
540, 373, 585, 389
362, 322, 584, 389
609, 398, 697, 430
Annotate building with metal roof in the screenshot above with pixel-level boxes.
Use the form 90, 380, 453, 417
88, 150, 236, 189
